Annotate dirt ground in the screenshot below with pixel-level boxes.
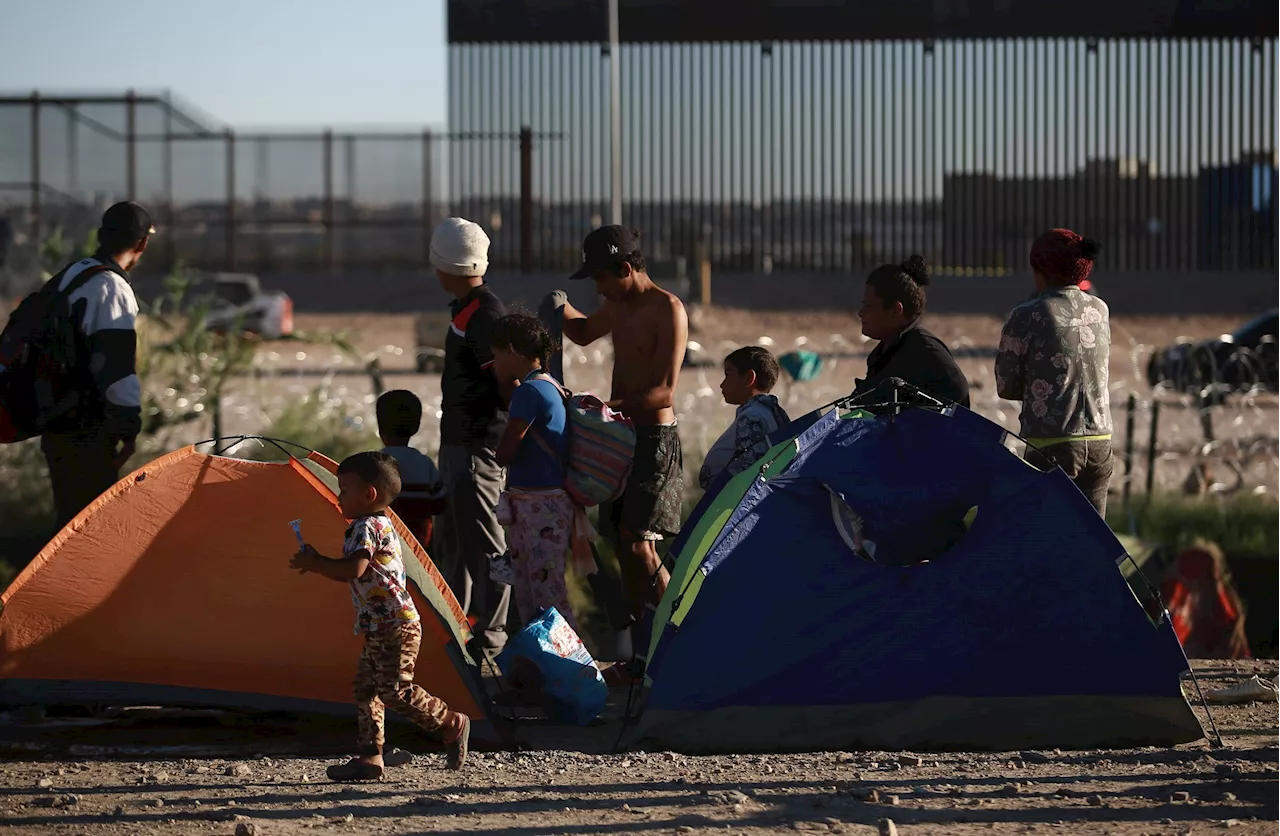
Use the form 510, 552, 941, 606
0, 660, 1274, 836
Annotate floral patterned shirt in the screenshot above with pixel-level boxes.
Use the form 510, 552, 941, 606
994, 286, 1112, 440
345, 514, 419, 635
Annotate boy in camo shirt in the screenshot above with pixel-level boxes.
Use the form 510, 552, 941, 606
290, 451, 469, 780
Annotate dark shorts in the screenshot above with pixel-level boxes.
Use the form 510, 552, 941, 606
602, 423, 684, 544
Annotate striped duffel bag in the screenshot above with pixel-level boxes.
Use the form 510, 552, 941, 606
533, 374, 635, 507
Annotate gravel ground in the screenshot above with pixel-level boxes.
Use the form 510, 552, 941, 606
0, 660, 1274, 836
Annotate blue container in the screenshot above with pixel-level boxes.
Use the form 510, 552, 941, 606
497, 607, 607, 725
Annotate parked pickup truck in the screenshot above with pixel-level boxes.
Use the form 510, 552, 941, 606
187, 272, 294, 340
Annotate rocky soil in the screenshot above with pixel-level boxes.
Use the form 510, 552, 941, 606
0, 660, 1274, 836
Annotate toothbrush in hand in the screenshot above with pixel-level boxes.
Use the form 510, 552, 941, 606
288, 519, 312, 574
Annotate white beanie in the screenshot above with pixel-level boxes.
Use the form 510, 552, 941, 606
430, 217, 490, 276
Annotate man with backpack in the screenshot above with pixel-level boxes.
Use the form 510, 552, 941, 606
17, 203, 151, 527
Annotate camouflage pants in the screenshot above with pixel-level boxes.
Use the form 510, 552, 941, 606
354, 621, 451, 754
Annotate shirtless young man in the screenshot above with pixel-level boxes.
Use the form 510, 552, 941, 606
558, 225, 688, 621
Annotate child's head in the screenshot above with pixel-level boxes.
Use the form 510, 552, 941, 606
720, 346, 780, 405
490, 311, 554, 383
336, 451, 402, 518
376, 389, 422, 446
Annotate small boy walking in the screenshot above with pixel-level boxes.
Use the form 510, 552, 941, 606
698, 346, 792, 491
290, 451, 470, 780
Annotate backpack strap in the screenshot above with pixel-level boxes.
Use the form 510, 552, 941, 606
60, 264, 113, 299
46, 264, 113, 372
531, 372, 570, 401
46, 263, 113, 306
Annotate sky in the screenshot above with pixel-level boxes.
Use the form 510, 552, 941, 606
0, 0, 450, 129
2, 7, 1271, 205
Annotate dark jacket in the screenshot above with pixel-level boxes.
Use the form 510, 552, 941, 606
441, 284, 507, 447
855, 320, 970, 408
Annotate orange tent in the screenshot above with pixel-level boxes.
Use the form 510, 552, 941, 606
0, 442, 493, 736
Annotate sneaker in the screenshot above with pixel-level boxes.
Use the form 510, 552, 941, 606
383, 747, 414, 767
446, 715, 471, 771
1204, 675, 1279, 704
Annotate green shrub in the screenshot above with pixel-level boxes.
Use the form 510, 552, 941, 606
38, 227, 96, 283
0, 440, 55, 522
0, 441, 56, 588
246, 386, 378, 463
138, 269, 257, 442
1110, 491, 1279, 559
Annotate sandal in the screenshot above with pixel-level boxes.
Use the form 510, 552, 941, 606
325, 758, 384, 782
446, 715, 471, 771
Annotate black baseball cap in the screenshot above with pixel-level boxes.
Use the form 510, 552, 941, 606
99, 201, 156, 240
569, 225, 640, 280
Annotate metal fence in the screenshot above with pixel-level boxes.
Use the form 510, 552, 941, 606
0, 93, 476, 278
450, 37, 1279, 274
3, 38, 1276, 279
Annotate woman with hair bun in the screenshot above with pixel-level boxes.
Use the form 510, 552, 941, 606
854, 255, 970, 407
995, 228, 1112, 515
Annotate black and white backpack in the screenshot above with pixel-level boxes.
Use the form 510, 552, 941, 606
0, 262, 109, 443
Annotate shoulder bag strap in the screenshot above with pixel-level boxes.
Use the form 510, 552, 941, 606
524, 374, 568, 468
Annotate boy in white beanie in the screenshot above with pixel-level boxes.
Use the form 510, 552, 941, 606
430, 217, 491, 277
430, 218, 515, 655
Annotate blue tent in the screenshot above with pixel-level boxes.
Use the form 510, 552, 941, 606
639, 404, 1204, 753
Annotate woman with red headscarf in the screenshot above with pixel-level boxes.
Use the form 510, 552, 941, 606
995, 229, 1112, 515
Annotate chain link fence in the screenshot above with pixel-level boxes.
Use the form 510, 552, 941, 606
0, 93, 544, 295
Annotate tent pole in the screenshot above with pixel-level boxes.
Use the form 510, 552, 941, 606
1183, 664, 1225, 748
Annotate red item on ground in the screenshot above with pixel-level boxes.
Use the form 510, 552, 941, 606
1161, 544, 1251, 659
